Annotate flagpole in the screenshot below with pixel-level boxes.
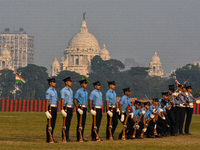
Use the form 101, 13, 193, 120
14, 82, 16, 100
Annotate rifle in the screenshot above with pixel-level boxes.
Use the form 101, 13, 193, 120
122, 110, 130, 140
140, 115, 153, 138
109, 107, 113, 140
93, 107, 100, 142
62, 106, 67, 142
153, 114, 158, 136
48, 106, 53, 143
132, 113, 143, 138
79, 107, 84, 142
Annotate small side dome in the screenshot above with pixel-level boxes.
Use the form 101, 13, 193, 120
52, 57, 60, 66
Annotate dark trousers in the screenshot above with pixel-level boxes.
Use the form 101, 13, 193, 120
62, 107, 73, 140
118, 113, 133, 139
174, 106, 181, 134
106, 108, 118, 139
166, 109, 176, 135
46, 107, 57, 142
146, 120, 155, 136
184, 107, 193, 133
76, 107, 87, 141
179, 107, 186, 134
157, 117, 166, 134
91, 108, 102, 140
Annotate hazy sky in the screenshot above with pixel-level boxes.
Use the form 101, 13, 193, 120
0, 0, 200, 74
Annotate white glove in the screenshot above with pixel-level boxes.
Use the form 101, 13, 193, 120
196, 100, 200, 104
121, 114, 125, 122
91, 109, 96, 116
130, 112, 134, 118
107, 110, 113, 117
61, 109, 67, 117
179, 91, 182, 94
159, 108, 163, 113
116, 108, 120, 115
185, 92, 188, 96
134, 123, 140, 129
162, 116, 166, 120
150, 114, 155, 119
77, 108, 83, 115
172, 93, 179, 97
142, 109, 145, 115
143, 128, 147, 132
180, 104, 184, 107
189, 103, 194, 108
45, 111, 52, 119
153, 109, 156, 113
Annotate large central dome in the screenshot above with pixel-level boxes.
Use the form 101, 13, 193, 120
67, 20, 100, 51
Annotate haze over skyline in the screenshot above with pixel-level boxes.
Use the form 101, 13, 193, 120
0, 0, 200, 74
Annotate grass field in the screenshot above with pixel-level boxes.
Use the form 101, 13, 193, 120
0, 112, 200, 150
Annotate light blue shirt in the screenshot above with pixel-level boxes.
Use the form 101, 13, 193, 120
74, 88, 88, 105
181, 94, 187, 103
119, 95, 132, 112
46, 87, 58, 105
150, 105, 160, 114
142, 108, 152, 120
132, 106, 140, 117
89, 89, 102, 107
188, 94, 194, 102
60, 86, 73, 106
105, 89, 117, 106
159, 98, 170, 108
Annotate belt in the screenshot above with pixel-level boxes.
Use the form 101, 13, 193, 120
78, 105, 87, 108
95, 106, 102, 109
67, 105, 73, 108
109, 105, 116, 108
50, 105, 57, 107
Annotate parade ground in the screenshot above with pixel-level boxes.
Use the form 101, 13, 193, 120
0, 112, 199, 150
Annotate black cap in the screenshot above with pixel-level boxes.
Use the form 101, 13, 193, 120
144, 101, 150, 106
161, 99, 167, 105
186, 85, 192, 90
168, 85, 175, 92
161, 91, 168, 95
63, 77, 72, 82
152, 98, 159, 102
47, 78, 56, 83
93, 81, 101, 86
123, 87, 130, 93
135, 100, 141, 105
108, 81, 115, 85
79, 78, 88, 84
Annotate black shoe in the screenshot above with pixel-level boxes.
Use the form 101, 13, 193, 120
91, 138, 96, 141
185, 133, 192, 135
83, 139, 88, 142
53, 140, 58, 143
66, 139, 72, 142
154, 135, 160, 138
147, 135, 155, 138
127, 135, 134, 139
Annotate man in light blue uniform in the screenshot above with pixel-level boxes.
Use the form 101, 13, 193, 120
89, 81, 103, 141
118, 88, 133, 140
105, 81, 118, 140
74, 78, 88, 142
60, 77, 73, 142
45, 78, 58, 143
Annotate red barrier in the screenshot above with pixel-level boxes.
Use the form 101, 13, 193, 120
19, 100, 22, 112
15, 100, 17, 112
23, 100, 26, 112
35, 100, 37, 112
197, 104, 199, 114
10, 100, 13, 112
27, 100, 29, 112
58, 101, 61, 112
193, 104, 196, 114
39, 100, 41, 112
2, 99, 5, 111
43, 100, 45, 112
31, 100, 33, 112
6, 99, 9, 112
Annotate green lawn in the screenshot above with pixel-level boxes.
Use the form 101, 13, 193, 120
0, 112, 200, 150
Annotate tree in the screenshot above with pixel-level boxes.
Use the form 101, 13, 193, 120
0, 69, 15, 99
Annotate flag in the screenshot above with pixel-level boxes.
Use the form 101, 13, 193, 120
82, 76, 90, 84
15, 74, 26, 83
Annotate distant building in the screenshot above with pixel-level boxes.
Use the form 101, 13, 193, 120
51, 17, 111, 77
0, 28, 34, 71
148, 51, 164, 77
0, 44, 14, 71
193, 61, 200, 67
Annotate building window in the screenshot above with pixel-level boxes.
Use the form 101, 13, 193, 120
76, 58, 79, 65
2, 61, 5, 68
153, 66, 156, 73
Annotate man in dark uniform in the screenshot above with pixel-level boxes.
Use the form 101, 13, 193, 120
60, 77, 73, 142
74, 78, 88, 142
89, 81, 103, 141
105, 81, 118, 140
45, 78, 58, 143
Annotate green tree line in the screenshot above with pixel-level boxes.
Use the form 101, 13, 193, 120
0, 56, 200, 100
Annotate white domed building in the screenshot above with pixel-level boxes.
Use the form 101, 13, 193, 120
0, 44, 14, 71
51, 18, 111, 77
148, 51, 164, 77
